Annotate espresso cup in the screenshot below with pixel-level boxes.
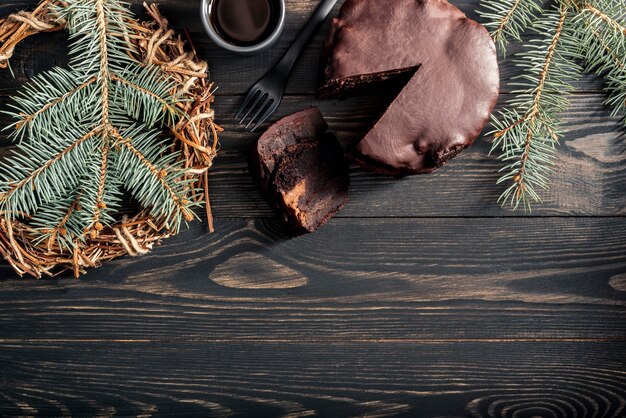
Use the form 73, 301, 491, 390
201, 0, 286, 55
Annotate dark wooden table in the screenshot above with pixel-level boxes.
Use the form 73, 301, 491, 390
1, 0, 625, 416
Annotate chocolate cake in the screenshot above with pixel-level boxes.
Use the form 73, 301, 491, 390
320, 0, 500, 175
250, 107, 349, 234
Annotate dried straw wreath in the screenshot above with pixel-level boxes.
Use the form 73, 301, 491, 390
0, 0, 221, 278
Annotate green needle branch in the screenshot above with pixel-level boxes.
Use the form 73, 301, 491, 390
479, 0, 625, 211
0, 0, 198, 251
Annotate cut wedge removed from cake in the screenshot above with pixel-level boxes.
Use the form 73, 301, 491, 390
320, 0, 500, 175
250, 107, 349, 235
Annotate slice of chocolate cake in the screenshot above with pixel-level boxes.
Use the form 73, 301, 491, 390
251, 106, 326, 194
320, 0, 500, 175
250, 108, 349, 234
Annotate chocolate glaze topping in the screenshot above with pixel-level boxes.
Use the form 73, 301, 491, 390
320, 0, 500, 175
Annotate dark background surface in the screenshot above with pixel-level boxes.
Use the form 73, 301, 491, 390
1, 0, 625, 416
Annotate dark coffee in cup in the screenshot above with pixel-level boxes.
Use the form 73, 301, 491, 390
201, 0, 286, 54
210, 0, 281, 47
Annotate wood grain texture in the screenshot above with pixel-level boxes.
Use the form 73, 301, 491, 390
0, 0, 624, 416
1, 342, 625, 417
1, 218, 625, 340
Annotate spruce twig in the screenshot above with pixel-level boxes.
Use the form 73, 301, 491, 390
573, 0, 626, 121
479, 0, 625, 210
479, 0, 544, 55
0, 0, 220, 278
0, 0, 197, 250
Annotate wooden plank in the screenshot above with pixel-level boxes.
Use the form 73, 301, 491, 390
1, 94, 623, 217
1, 341, 625, 416
0, 1, 624, 416
0, 0, 607, 95
1, 218, 625, 340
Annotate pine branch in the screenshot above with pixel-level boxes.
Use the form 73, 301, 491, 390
52, 195, 81, 245
75, 141, 122, 240
111, 73, 178, 115
3, 68, 98, 143
111, 127, 196, 227
572, 0, 626, 122
31, 192, 82, 251
96, 0, 111, 127
12, 75, 96, 135
91, 140, 110, 236
581, 2, 626, 35
490, 4, 581, 211
0, 127, 101, 216
110, 67, 179, 127
0, 0, 196, 251
478, 0, 544, 55
30, 193, 83, 250
480, 0, 625, 211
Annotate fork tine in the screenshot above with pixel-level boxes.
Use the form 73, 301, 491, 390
234, 88, 260, 120
250, 100, 280, 132
239, 92, 268, 125
245, 98, 273, 130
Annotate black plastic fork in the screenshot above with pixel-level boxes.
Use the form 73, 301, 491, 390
235, 0, 338, 132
